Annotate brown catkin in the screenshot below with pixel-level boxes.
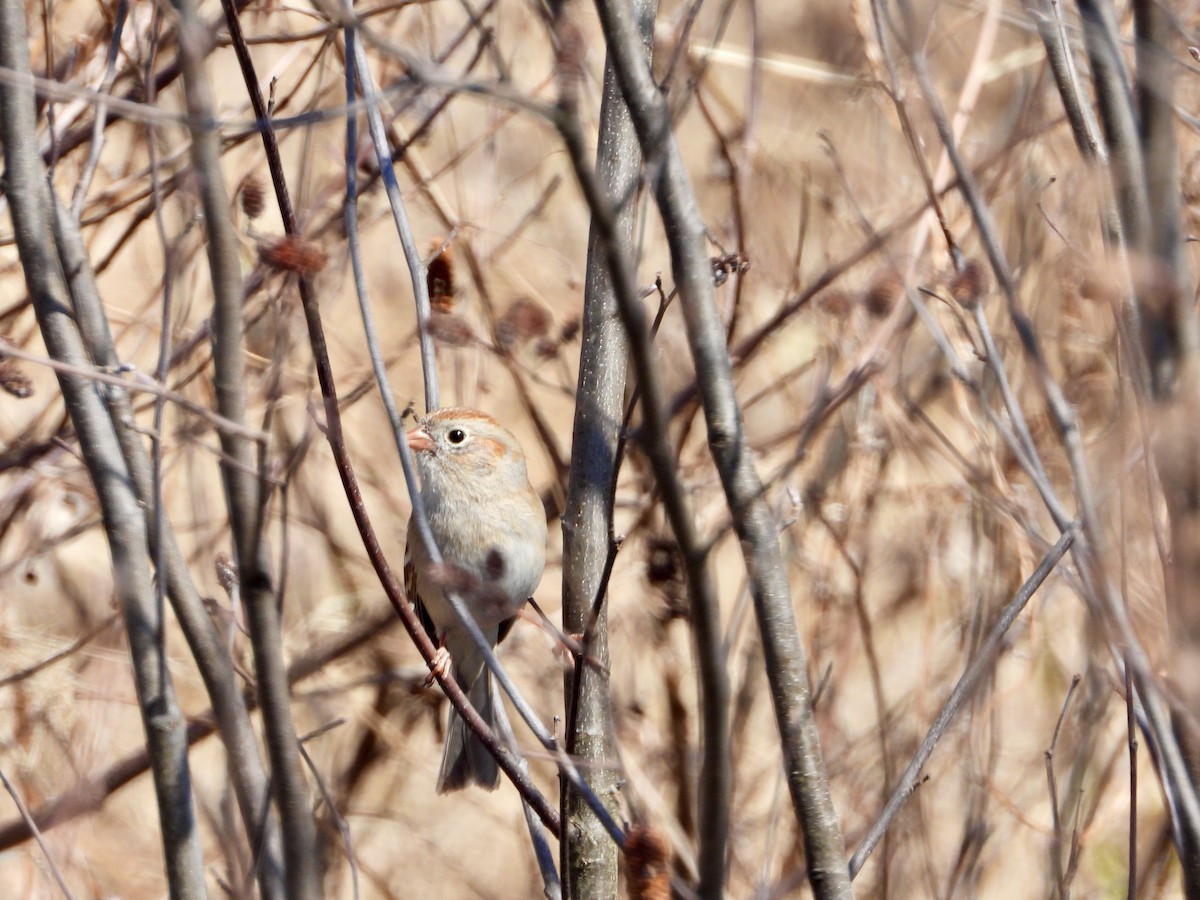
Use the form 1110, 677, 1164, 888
559, 316, 581, 343
259, 235, 327, 276
428, 312, 476, 347
819, 288, 853, 318
0, 359, 33, 398
239, 173, 266, 220
864, 269, 903, 318
497, 297, 551, 347
949, 258, 988, 309
625, 824, 670, 900
428, 241, 456, 313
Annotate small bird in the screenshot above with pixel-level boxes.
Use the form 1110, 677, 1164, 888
403, 408, 547, 792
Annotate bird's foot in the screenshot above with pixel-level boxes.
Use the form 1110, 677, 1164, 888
425, 646, 452, 686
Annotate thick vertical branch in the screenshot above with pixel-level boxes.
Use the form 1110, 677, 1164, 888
1031, 0, 1104, 161
560, 1, 653, 894
0, 3, 205, 896
173, 2, 318, 896
556, 100, 730, 900
592, 1, 852, 896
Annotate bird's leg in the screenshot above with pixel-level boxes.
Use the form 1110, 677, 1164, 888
426, 633, 452, 686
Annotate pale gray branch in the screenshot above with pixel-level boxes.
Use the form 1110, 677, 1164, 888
174, 0, 318, 895
48, 191, 285, 899
593, 0, 853, 895
0, 3, 205, 895
560, 0, 653, 894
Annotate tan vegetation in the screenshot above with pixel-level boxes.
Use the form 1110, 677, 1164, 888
1, 0, 1198, 897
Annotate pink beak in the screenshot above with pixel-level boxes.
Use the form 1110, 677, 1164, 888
407, 425, 434, 453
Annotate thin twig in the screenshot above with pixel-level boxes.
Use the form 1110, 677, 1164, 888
0, 340, 270, 444
0, 766, 77, 900
1047, 673, 1082, 900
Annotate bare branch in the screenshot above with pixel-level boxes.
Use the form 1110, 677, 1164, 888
593, 1, 853, 895
177, 0, 317, 894
0, 3, 206, 894
560, 0, 651, 893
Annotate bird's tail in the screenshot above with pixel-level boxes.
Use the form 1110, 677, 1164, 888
437, 669, 500, 792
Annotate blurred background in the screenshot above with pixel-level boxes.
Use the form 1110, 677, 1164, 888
1, 0, 1198, 896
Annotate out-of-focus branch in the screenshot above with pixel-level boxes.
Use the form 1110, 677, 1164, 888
849, 526, 1077, 876
0, 3, 205, 896
1031, 10, 1200, 890
903, 2, 1200, 884
1133, 0, 1191, 325
1076, 0, 1157, 389
593, 1, 853, 896
175, 1, 318, 896
560, 0, 653, 894
1130, 0, 1200, 892
1029, 0, 1104, 162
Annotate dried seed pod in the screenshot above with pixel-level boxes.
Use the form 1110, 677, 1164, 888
949, 258, 987, 310
645, 535, 679, 586
1078, 270, 1117, 305
214, 552, 238, 595
497, 297, 551, 347
0, 359, 33, 398
711, 251, 751, 286
818, 288, 852, 317
238, 173, 266, 220
559, 316, 581, 343
259, 235, 327, 277
864, 269, 903, 318
625, 824, 670, 900
428, 311, 476, 347
427, 241, 456, 313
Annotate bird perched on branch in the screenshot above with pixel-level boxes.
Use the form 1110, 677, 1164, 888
403, 408, 547, 792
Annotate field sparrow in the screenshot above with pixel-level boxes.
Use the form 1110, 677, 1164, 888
403, 408, 547, 792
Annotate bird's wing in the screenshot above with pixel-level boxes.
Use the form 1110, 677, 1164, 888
404, 528, 439, 645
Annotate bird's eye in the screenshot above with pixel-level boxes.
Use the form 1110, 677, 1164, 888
447, 428, 467, 445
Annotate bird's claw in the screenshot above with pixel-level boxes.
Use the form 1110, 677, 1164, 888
425, 646, 452, 686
